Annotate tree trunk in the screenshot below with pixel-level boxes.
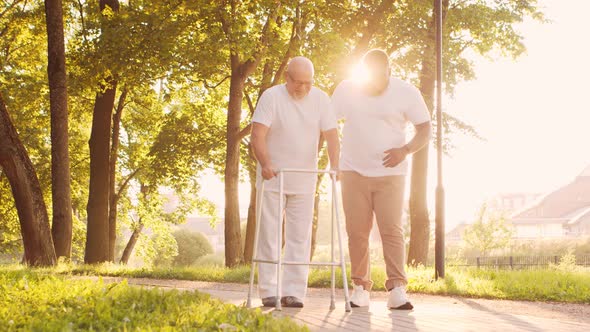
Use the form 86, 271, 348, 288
108, 88, 126, 261
219, 4, 279, 268
224, 73, 245, 267
120, 222, 143, 264
45, 0, 72, 260
243, 146, 257, 263
0, 95, 56, 266
407, 145, 431, 266
407, 0, 449, 266
85, 86, 116, 264
84, 0, 120, 264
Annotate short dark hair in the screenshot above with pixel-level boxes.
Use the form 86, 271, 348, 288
362, 49, 390, 69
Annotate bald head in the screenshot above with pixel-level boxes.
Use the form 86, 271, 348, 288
285, 56, 315, 99
286, 56, 314, 76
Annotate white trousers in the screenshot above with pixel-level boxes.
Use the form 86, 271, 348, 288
257, 190, 315, 300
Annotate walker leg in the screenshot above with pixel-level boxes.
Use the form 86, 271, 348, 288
276, 171, 284, 311
247, 181, 265, 308
332, 175, 351, 312
330, 179, 336, 310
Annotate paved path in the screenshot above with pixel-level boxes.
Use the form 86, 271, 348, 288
82, 276, 590, 331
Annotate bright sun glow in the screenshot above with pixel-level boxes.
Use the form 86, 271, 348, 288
349, 63, 371, 83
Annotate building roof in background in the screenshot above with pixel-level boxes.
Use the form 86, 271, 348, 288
511, 165, 590, 219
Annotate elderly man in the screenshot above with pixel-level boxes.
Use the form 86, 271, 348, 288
331, 49, 432, 310
250, 56, 339, 308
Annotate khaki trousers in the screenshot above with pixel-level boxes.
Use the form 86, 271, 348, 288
341, 171, 407, 291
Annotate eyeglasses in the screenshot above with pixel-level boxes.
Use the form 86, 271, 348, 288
286, 72, 314, 87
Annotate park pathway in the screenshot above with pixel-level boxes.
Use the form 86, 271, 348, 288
80, 276, 590, 331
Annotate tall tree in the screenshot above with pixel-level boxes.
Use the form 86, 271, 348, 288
215, 0, 281, 267
0, 95, 56, 266
44, 0, 73, 259
84, 0, 120, 263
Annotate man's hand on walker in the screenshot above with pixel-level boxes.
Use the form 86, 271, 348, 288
382, 145, 409, 168
261, 164, 277, 180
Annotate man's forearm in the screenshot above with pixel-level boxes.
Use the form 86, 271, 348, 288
324, 129, 340, 169
252, 139, 272, 168
404, 122, 432, 154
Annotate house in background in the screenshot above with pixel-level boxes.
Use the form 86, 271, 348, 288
509, 165, 590, 239
445, 193, 542, 243
446, 222, 470, 244
488, 192, 542, 214
446, 165, 590, 242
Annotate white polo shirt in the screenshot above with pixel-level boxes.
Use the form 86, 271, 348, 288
252, 84, 337, 194
331, 77, 430, 177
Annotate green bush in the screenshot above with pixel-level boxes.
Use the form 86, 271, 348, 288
154, 230, 214, 267
172, 230, 214, 267
0, 268, 306, 331
195, 252, 225, 267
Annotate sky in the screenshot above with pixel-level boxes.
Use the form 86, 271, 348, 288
440, 0, 590, 226
198, 0, 590, 231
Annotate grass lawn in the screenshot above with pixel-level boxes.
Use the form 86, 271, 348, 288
0, 268, 306, 331
18, 263, 589, 304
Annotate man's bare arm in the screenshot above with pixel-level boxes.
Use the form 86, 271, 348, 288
382, 121, 431, 168
323, 128, 340, 173
251, 123, 276, 179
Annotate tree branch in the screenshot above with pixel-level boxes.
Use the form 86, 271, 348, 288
203, 75, 231, 89
217, 0, 241, 69
244, 91, 255, 117
238, 123, 252, 141
116, 168, 141, 198
0, 0, 24, 20
240, 3, 282, 78
76, 0, 89, 44
272, 2, 307, 86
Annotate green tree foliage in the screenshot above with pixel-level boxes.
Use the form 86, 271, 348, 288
463, 204, 514, 257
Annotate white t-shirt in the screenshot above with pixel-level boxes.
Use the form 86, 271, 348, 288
252, 84, 337, 194
331, 77, 430, 177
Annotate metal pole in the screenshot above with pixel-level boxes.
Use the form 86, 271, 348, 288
332, 174, 351, 312
434, 0, 446, 280
276, 171, 284, 310
246, 181, 265, 308
330, 177, 336, 310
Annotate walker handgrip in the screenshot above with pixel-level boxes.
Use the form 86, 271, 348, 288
274, 168, 336, 175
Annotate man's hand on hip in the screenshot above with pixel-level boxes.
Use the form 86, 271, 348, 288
261, 164, 277, 180
382, 146, 409, 168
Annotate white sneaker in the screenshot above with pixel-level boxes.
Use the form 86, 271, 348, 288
387, 286, 413, 310
349, 284, 370, 307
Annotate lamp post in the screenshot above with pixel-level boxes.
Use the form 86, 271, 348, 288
434, 0, 445, 280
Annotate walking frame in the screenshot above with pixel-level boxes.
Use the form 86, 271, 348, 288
246, 168, 352, 312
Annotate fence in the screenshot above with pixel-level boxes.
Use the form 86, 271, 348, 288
447, 255, 590, 270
